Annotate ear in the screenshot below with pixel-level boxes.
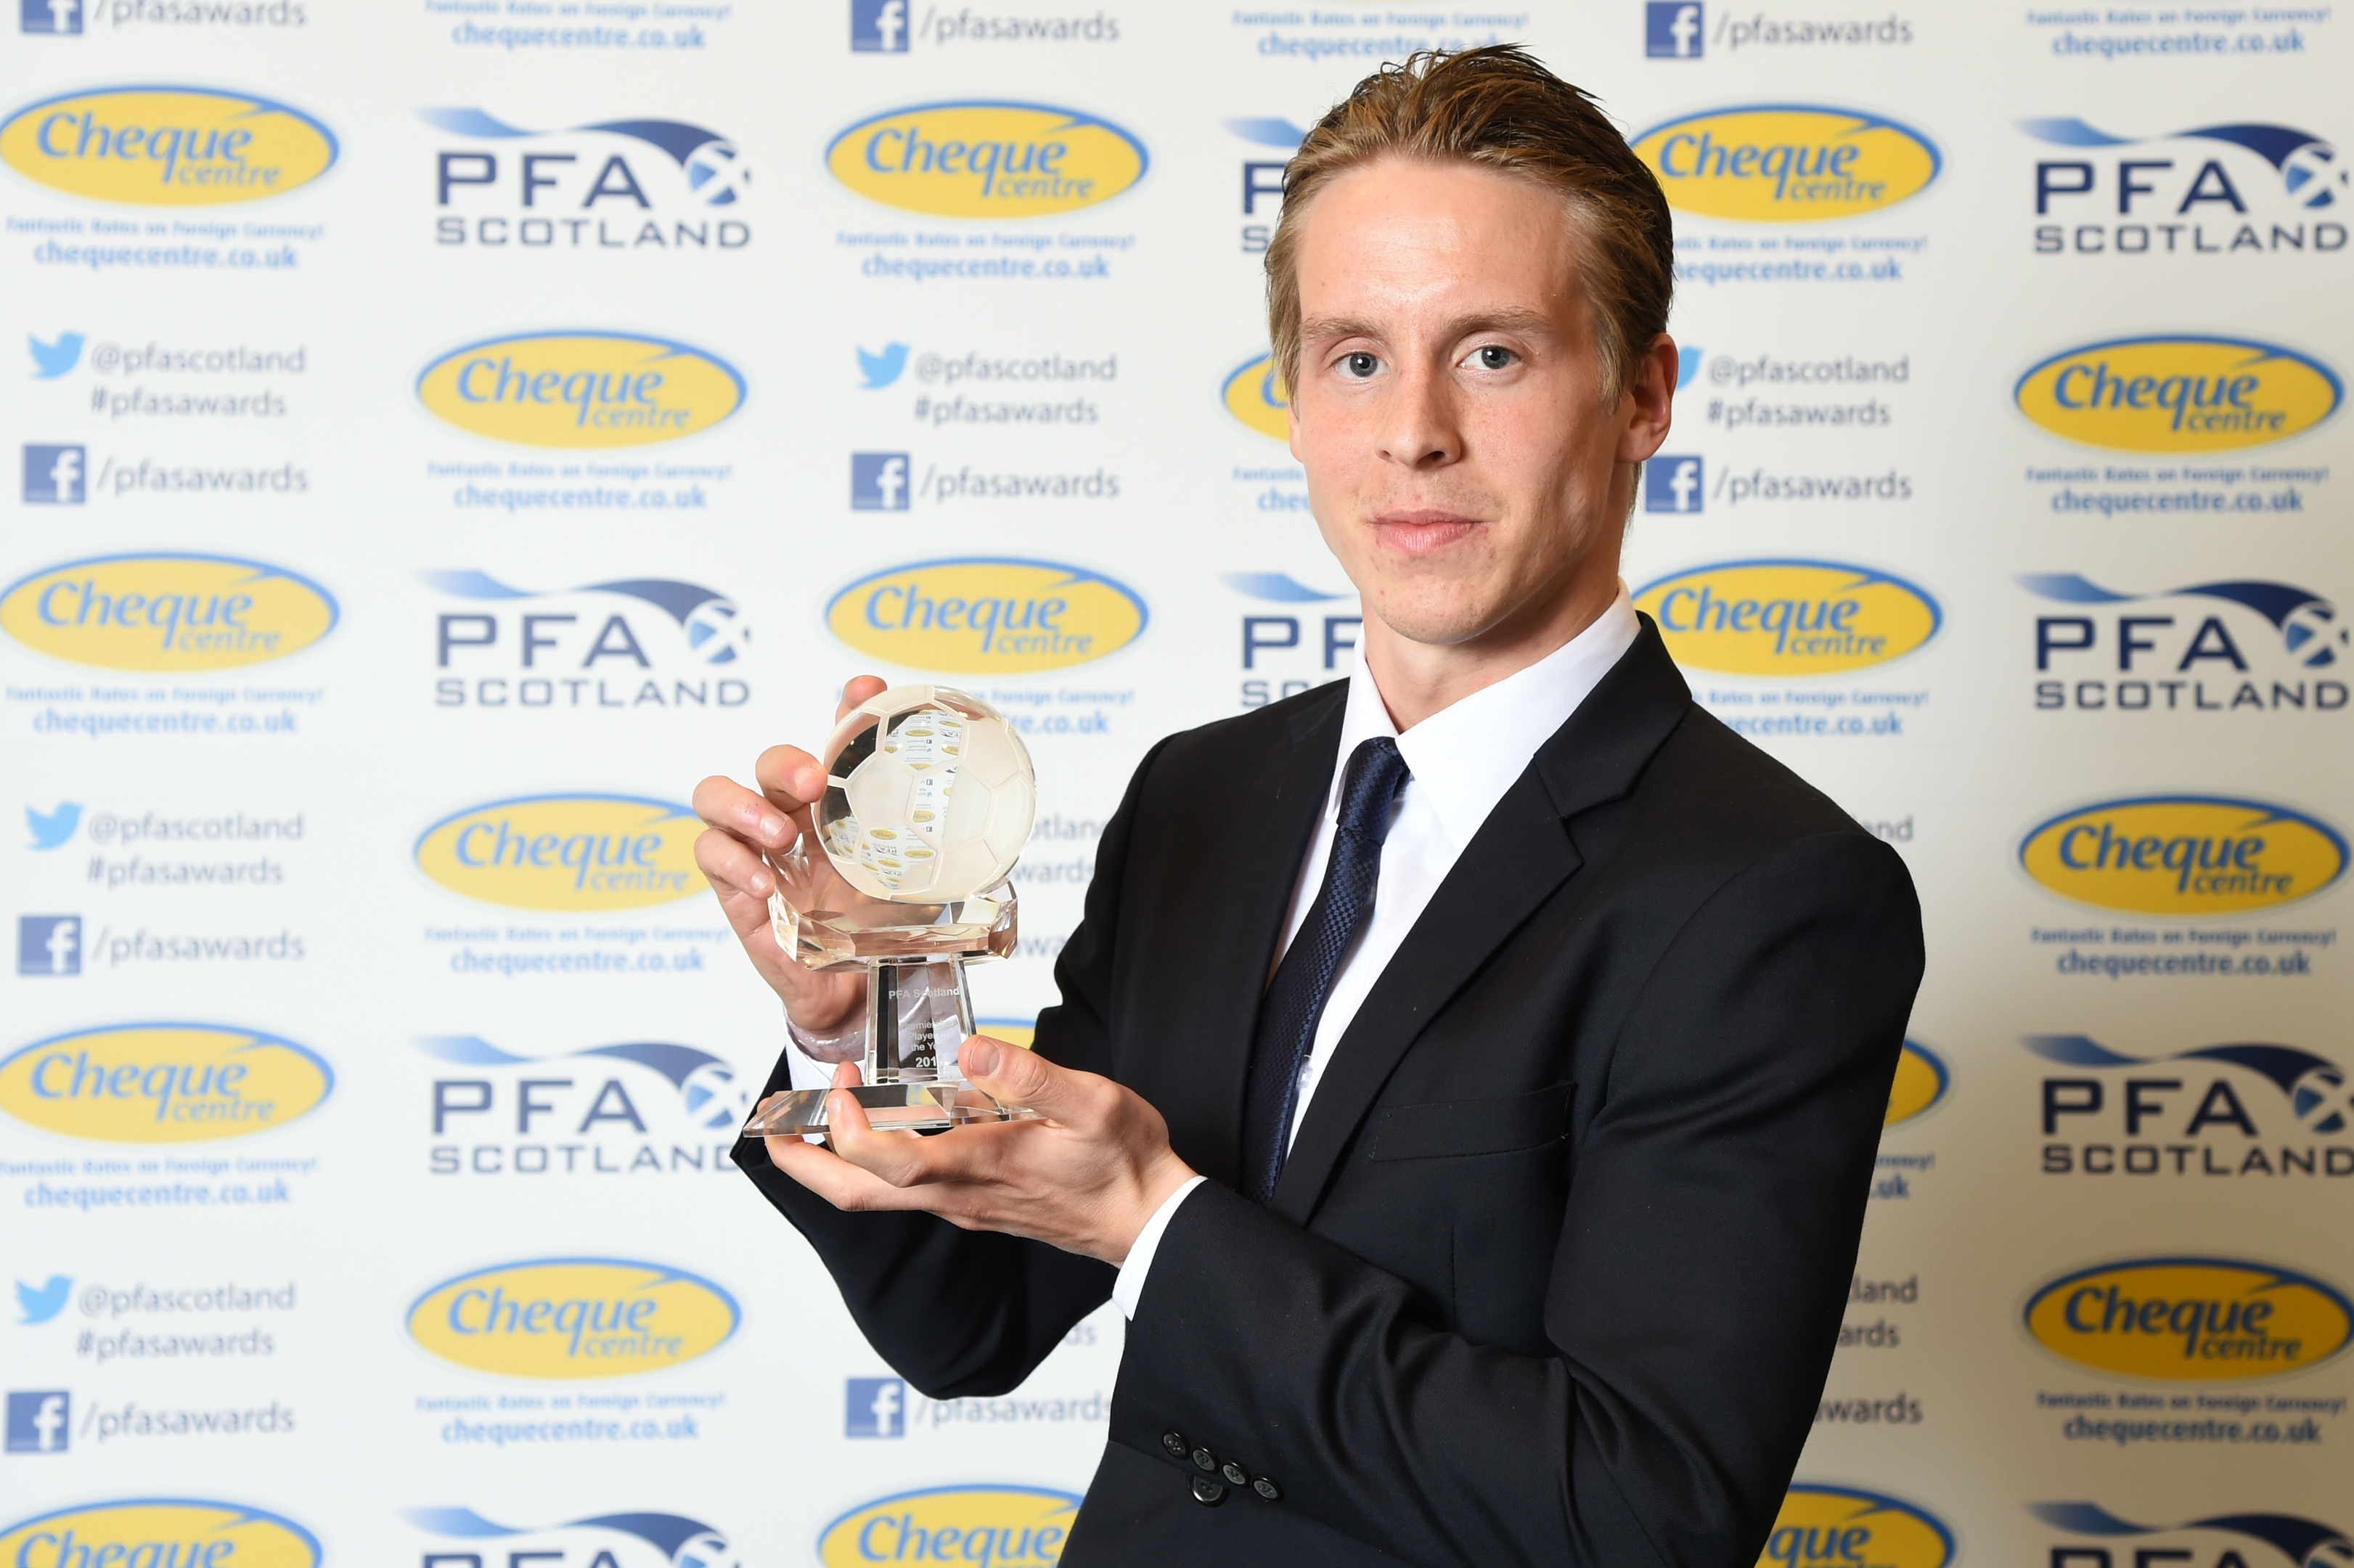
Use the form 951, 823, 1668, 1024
1614, 333, 1677, 464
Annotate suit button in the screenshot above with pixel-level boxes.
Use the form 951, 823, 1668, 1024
1191, 1477, 1227, 1506
1220, 1461, 1248, 1487
1161, 1431, 1188, 1459
1253, 1477, 1282, 1501
1191, 1446, 1217, 1472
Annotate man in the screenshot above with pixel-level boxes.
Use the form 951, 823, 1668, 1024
694, 46, 1923, 1567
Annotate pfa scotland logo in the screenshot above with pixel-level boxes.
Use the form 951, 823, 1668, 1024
406, 1508, 734, 1568
0, 87, 335, 205
2028, 1503, 2353, 1568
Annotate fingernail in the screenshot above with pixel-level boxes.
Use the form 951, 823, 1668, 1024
750, 870, 772, 896
758, 814, 786, 841
797, 765, 825, 799
963, 1039, 998, 1078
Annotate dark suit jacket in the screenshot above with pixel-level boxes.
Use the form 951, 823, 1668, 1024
734, 618, 1924, 1567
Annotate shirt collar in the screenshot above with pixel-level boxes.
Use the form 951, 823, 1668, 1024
1331, 587, 1640, 848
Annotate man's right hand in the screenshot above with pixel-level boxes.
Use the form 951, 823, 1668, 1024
691, 674, 889, 1039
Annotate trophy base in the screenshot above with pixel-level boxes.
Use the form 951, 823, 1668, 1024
744, 1082, 1042, 1136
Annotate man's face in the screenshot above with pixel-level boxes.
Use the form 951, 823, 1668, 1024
1288, 157, 1664, 648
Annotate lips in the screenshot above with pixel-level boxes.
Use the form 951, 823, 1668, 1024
1368, 510, 1485, 555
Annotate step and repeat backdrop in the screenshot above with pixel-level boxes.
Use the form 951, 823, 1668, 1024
2, 1, 2349, 1564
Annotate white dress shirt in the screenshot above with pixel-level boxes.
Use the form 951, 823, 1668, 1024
788, 590, 1642, 1321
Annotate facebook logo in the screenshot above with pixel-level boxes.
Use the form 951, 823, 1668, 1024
846, 1376, 907, 1437
1644, 455, 1704, 513
5, 1392, 68, 1453
1645, 1, 1704, 57
851, 452, 911, 510
20, 0, 83, 33
23, 444, 85, 505
850, 0, 909, 50
18, 915, 81, 976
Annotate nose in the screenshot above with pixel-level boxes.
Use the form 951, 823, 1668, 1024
1376, 358, 1461, 472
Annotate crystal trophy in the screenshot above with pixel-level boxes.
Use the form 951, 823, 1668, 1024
740, 685, 1040, 1136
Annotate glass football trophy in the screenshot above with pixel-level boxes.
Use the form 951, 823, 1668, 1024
740, 685, 1041, 1136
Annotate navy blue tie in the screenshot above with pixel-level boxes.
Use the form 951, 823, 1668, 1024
1241, 736, 1413, 1205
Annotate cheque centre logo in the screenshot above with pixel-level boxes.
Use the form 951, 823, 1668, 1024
407, 1508, 734, 1568
408, 1258, 737, 1379
1222, 352, 1290, 441
415, 794, 703, 912
1633, 560, 1941, 674
2023, 1257, 2354, 1381
2029, 1503, 2354, 1568
827, 558, 1145, 674
0, 552, 337, 672
2018, 796, 2347, 916
0, 87, 336, 206
1757, 1485, 1953, 1568
1630, 105, 1940, 221
417, 332, 744, 449
817, 1486, 1079, 1568
1885, 1039, 1952, 1130
0, 1024, 332, 1145
826, 101, 1145, 218
2016, 336, 2341, 452
0, 1500, 321, 1568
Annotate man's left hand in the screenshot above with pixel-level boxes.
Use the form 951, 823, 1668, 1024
764, 1037, 1198, 1267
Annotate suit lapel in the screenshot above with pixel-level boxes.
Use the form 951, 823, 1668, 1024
1268, 619, 1692, 1223
1160, 689, 1344, 1188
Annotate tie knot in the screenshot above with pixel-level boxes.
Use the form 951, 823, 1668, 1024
1336, 736, 1410, 846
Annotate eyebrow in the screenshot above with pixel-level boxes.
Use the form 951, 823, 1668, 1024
1299, 306, 1561, 346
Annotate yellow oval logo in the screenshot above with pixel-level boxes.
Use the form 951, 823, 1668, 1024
2016, 335, 2342, 452
1886, 1039, 1950, 1130
0, 1024, 332, 1145
818, 1487, 1080, 1568
0, 1501, 320, 1568
827, 558, 1147, 674
826, 101, 1146, 218
1, 552, 337, 672
1634, 560, 1942, 675
1632, 105, 1940, 221
977, 1019, 1037, 1051
2020, 796, 2347, 916
1758, 1485, 1954, 1568
1222, 352, 1290, 441
2024, 1257, 2354, 1382
417, 332, 744, 449
415, 793, 704, 912
406, 1258, 739, 1379
0, 86, 336, 205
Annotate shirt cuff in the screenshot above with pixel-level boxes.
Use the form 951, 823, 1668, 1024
1112, 1175, 1208, 1320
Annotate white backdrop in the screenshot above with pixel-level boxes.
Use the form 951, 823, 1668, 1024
2, 3, 2350, 1565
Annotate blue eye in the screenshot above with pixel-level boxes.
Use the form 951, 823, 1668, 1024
1344, 352, 1379, 378
1472, 346, 1515, 370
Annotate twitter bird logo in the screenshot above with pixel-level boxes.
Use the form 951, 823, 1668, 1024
16, 1276, 70, 1325
859, 343, 910, 389
27, 803, 81, 851
29, 332, 84, 380
1675, 346, 1703, 391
